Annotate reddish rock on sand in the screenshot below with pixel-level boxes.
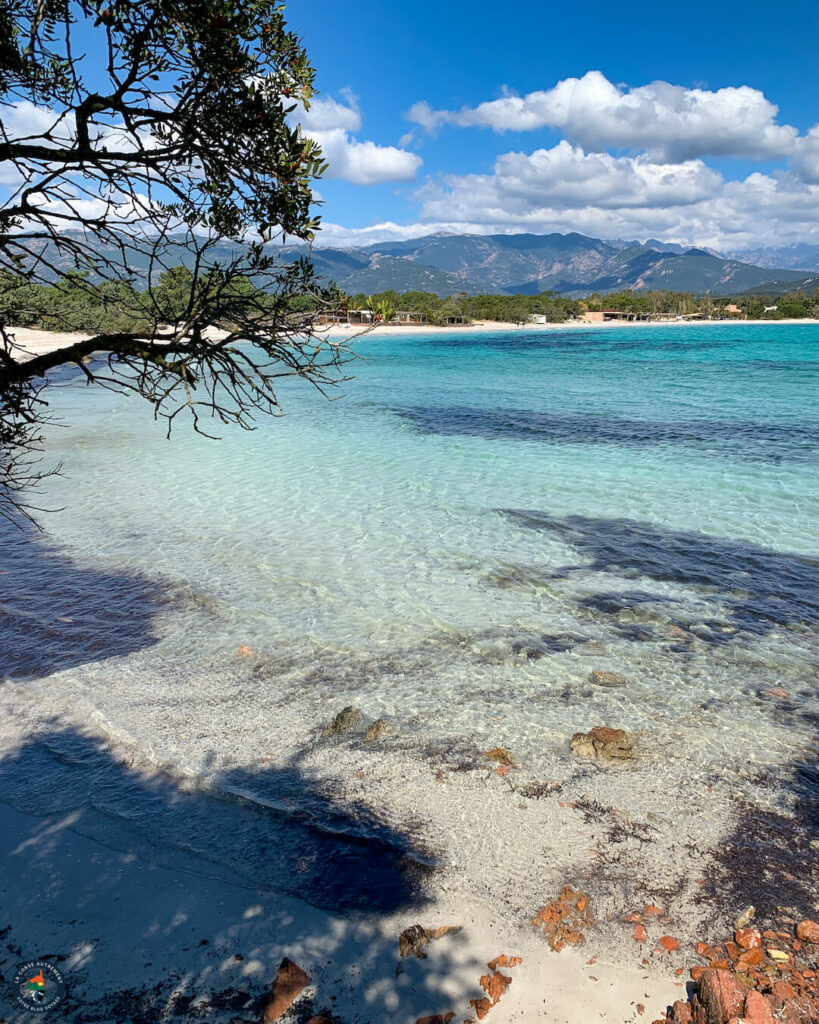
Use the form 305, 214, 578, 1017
796, 921, 819, 944
735, 928, 762, 950
416, 1014, 455, 1024
263, 958, 311, 1023
693, 968, 748, 1022
659, 936, 679, 952
634, 925, 648, 943
740, 990, 775, 1024
469, 996, 492, 1020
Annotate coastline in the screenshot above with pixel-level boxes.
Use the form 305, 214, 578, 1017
4, 317, 819, 363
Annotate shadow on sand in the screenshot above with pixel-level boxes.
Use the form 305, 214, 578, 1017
0, 724, 452, 1023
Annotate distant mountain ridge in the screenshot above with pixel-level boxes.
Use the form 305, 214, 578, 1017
296, 232, 812, 298
10, 230, 816, 297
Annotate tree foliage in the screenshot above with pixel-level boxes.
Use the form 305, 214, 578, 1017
0, 0, 348, 523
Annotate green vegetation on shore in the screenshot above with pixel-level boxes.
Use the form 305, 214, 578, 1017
3, 273, 819, 336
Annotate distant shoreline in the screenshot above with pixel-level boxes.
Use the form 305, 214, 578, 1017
5, 316, 818, 363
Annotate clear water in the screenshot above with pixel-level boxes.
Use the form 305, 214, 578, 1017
1, 323, 818, 922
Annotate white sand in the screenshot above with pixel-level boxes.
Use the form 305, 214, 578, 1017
0, 801, 683, 1023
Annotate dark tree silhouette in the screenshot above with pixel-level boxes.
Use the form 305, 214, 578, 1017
0, 0, 348, 522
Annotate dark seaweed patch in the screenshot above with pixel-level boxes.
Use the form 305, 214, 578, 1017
396, 405, 819, 461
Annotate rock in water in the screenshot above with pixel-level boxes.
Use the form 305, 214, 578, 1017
322, 706, 361, 737
364, 718, 387, 742
570, 725, 637, 764
589, 670, 628, 686
484, 747, 517, 766
263, 958, 311, 1022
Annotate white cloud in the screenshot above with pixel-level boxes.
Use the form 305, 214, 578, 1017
792, 126, 819, 184
305, 128, 422, 185
292, 93, 422, 186
408, 71, 799, 162
316, 141, 819, 252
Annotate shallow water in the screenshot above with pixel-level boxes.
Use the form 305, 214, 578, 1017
1, 323, 818, 922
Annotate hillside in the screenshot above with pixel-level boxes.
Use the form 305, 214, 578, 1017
7, 230, 814, 298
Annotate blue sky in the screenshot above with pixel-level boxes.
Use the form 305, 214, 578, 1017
285, 0, 819, 251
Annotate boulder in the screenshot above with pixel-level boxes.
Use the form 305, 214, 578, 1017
589, 670, 628, 686
796, 920, 819, 944
263, 958, 311, 1023
571, 725, 637, 764
322, 706, 361, 737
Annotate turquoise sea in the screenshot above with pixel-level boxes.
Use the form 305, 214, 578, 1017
1, 322, 817, 922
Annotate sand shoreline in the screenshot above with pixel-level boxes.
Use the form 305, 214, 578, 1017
4, 317, 818, 362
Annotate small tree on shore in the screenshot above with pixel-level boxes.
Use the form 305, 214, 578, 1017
0, 0, 346, 523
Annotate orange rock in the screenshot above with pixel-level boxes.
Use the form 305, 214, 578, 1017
710, 958, 731, 970
470, 996, 492, 1020
770, 981, 797, 1001
694, 969, 747, 1022
634, 925, 648, 943
741, 990, 775, 1024
644, 905, 663, 918
762, 931, 778, 941
736, 928, 762, 950
480, 970, 512, 1004
416, 1015, 455, 1024
726, 941, 742, 960
796, 920, 819, 944
659, 936, 679, 952
691, 965, 707, 982
487, 955, 508, 970
237, 644, 255, 658
508, 957, 522, 968
669, 999, 693, 1023
494, 765, 510, 777
736, 948, 764, 971
263, 958, 311, 1023
636, 1004, 645, 1016
696, 942, 717, 960
624, 912, 643, 924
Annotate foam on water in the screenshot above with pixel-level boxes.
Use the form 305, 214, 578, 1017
1, 323, 817, 926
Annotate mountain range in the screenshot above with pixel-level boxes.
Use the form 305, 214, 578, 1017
294, 232, 816, 298
13, 230, 819, 298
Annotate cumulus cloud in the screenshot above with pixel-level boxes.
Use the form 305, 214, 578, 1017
292, 92, 422, 186
311, 142, 817, 252
407, 71, 799, 162
792, 126, 819, 184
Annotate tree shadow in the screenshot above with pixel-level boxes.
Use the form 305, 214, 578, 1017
0, 725, 431, 916
0, 725, 469, 1022
0, 517, 167, 677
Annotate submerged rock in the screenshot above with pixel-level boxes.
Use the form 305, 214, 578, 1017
589, 670, 628, 687
570, 725, 637, 764
322, 706, 361, 737
364, 718, 387, 742
484, 747, 517, 767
